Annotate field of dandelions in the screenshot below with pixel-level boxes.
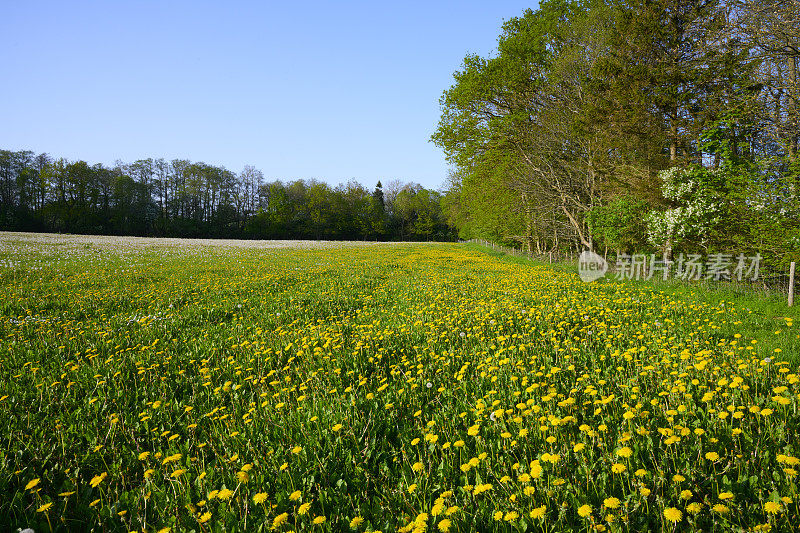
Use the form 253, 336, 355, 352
1, 233, 799, 532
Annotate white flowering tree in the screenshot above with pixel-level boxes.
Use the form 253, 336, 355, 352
645, 166, 722, 260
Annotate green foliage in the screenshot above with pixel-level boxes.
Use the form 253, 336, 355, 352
432, 1, 582, 247
0, 149, 456, 242
434, 0, 797, 264
586, 196, 650, 253
392, 185, 452, 241
644, 109, 800, 267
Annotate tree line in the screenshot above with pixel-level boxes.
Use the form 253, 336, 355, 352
0, 150, 456, 241
434, 0, 799, 268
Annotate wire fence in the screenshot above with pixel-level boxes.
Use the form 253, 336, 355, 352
464, 239, 797, 304
464, 239, 579, 263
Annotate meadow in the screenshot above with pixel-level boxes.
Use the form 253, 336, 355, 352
1, 233, 799, 532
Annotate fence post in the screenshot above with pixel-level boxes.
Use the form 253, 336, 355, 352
789, 261, 796, 307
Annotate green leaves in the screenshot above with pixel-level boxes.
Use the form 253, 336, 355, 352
587, 197, 651, 253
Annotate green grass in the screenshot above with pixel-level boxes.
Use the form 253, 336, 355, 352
1, 235, 799, 532
467, 242, 800, 366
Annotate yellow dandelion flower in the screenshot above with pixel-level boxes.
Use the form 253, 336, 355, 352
530, 505, 546, 519
530, 460, 543, 478
663, 507, 682, 523
272, 512, 289, 529
604, 497, 620, 509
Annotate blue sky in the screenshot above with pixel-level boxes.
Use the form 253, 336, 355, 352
1, 1, 537, 190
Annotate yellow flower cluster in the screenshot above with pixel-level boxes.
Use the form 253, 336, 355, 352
1, 235, 798, 531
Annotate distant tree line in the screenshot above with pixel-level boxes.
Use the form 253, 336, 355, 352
0, 150, 456, 241
434, 0, 799, 268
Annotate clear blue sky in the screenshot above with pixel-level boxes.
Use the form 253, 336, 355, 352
1, 1, 537, 190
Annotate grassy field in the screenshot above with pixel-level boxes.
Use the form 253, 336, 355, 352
1, 234, 799, 532
464, 243, 800, 367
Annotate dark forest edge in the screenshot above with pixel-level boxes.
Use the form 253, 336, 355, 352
0, 150, 456, 242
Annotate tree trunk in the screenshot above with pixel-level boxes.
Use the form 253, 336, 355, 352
790, 55, 799, 161
670, 119, 678, 162
560, 204, 592, 250
522, 192, 534, 256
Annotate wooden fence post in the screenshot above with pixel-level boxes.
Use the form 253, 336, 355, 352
789, 261, 796, 307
